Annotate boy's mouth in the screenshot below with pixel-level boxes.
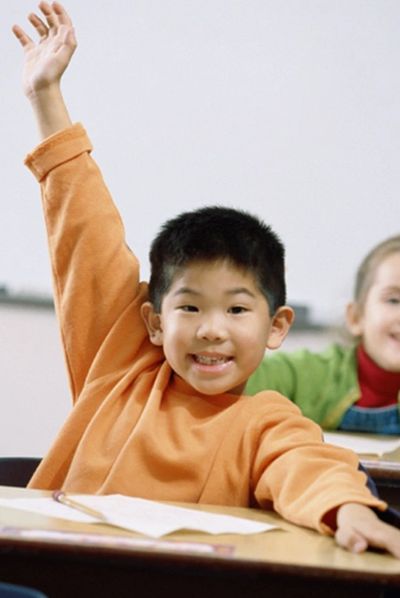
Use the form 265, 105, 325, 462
192, 354, 232, 366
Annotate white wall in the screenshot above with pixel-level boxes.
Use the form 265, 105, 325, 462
0, 305, 70, 457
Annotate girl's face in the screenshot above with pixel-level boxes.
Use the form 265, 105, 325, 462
347, 252, 400, 372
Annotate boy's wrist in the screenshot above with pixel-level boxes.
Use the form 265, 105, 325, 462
28, 84, 72, 140
27, 81, 63, 106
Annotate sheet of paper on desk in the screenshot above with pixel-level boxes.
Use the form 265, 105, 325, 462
0, 494, 278, 538
324, 432, 400, 457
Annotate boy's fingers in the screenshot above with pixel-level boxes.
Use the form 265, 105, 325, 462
335, 527, 368, 554
53, 2, 73, 27
28, 13, 48, 38
337, 517, 400, 559
11, 25, 33, 48
38, 1, 57, 30
366, 526, 400, 559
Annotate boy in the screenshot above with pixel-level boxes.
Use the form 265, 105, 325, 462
12, 2, 400, 558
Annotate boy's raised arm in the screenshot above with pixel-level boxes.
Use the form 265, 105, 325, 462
12, 2, 152, 401
12, 1, 76, 139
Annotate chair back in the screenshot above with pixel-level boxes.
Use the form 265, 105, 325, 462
0, 457, 41, 487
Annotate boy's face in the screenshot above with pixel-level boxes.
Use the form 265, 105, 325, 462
347, 252, 400, 372
142, 260, 293, 395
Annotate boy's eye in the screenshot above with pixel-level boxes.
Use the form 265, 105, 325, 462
179, 305, 199, 312
228, 306, 248, 314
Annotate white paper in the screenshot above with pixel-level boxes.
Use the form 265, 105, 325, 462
324, 432, 400, 457
0, 494, 277, 538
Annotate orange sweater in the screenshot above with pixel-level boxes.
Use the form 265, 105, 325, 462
25, 124, 384, 533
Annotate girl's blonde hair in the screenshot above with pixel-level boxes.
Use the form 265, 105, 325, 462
354, 234, 400, 306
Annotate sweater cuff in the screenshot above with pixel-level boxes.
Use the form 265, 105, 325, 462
24, 123, 92, 181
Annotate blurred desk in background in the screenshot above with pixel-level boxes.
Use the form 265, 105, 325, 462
324, 431, 400, 510
361, 459, 400, 510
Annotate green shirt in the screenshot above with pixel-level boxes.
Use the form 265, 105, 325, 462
246, 344, 360, 429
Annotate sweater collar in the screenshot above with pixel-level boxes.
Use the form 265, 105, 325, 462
357, 343, 400, 399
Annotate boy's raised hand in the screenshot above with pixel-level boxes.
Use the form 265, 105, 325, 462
12, 2, 76, 138
336, 503, 400, 559
12, 1, 76, 100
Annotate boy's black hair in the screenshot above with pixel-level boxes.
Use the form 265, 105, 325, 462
148, 205, 286, 313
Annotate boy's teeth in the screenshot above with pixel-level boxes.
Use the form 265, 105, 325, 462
195, 355, 228, 365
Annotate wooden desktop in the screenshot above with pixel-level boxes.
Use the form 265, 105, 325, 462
0, 486, 399, 598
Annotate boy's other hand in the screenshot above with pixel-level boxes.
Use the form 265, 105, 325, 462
336, 503, 400, 559
12, 1, 76, 100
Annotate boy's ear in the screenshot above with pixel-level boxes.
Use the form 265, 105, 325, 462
141, 301, 164, 346
266, 305, 295, 350
345, 302, 363, 337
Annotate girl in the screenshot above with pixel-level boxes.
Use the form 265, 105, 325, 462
246, 235, 400, 434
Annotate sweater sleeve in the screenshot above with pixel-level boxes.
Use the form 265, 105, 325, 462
25, 124, 155, 402
250, 398, 386, 534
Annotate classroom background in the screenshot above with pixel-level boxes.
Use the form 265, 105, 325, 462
1, 0, 399, 457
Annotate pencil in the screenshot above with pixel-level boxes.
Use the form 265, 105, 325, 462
52, 490, 108, 521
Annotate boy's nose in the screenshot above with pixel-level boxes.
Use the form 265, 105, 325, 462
196, 315, 227, 341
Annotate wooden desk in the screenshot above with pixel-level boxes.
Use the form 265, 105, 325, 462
0, 487, 399, 598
